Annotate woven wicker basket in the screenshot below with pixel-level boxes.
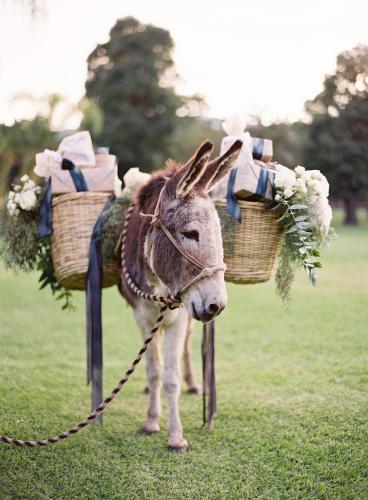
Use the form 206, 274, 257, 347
216, 200, 283, 284
51, 192, 119, 290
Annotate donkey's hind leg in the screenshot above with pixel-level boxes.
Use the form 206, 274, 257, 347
183, 316, 200, 394
134, 306, 162, 434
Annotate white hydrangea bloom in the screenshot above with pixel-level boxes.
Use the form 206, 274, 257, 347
34, 149, 62, 177
121, 167, 151, 199
24, 179, 36, 190
7, 200, 17, 216
284, 187, 295, 198
295, 178, 307, 194
309, 194, 333, 239
294, 165, 305, 176
18, 190, 37, 211
274, 164, 296, 190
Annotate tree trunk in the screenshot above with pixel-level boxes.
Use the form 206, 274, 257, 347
343, 196, 358, 225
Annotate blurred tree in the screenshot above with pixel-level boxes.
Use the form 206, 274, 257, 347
0, 117, 57, 198
169, 117, 223, 163
85, 16, 188, 175
304, 45, 368, 224
79, 98, 104, 138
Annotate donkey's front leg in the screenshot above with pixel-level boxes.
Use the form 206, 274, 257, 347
163, 307, 189, 452
134, 304, 162, 434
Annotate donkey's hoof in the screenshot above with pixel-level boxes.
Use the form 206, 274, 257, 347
168, 438, 188, 453
187, 384, 200, 395
140, 421, 160, 435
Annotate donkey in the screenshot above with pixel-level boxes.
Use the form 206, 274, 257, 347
119, 139, 242, 452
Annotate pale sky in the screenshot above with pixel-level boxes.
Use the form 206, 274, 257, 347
1, 0, 367, 128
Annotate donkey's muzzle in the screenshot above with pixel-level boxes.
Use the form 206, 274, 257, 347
191, 302, 225, 323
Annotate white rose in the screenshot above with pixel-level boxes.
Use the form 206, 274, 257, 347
294, 165, 305, 176
24, 179, 36, 190
275, 193, 281, 201
275, 164, 296, 189
122, 167, 151, 198
13, 185, 21, 192
20, 174, 29, 183
274, 172, 291, 189
309, 194, 332, 239
284, 187, 294, 198
14, 193, 20, 204
7, 200, 18, 216
19, 190, 37, 211
34, 149, 62, 178
8, 191, 15, 201
295, 178, 307, 194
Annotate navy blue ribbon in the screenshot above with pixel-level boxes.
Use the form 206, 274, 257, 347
226, 166, 276, 222
61, 158, 88, 192
38, 159, 88, 237
226, 168, 241, 222
38, 178, 53, 238
252, 138, 265, 160
255, 167, 269, 197
86, 195, 115, 417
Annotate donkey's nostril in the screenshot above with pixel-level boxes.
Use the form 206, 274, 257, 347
208, 303, 220, 314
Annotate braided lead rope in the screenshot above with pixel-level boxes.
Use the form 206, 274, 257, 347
0, 305, 169, 447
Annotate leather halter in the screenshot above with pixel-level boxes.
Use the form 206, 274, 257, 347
140, 182, 226, 297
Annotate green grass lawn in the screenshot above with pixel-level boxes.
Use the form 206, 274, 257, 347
1, 212, 368, 499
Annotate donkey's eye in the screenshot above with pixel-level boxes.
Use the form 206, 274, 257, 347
181, 230, 199, 242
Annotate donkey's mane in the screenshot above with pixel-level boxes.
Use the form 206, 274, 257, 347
137, 160, 181, 212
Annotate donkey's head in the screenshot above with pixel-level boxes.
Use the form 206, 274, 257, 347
143, 140, 242, 323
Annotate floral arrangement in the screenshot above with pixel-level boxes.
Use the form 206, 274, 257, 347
271, 164, 333, 303
6, 175, 41, 215
0, 175, 75, 310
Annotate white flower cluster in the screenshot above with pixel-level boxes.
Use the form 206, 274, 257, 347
7, 175, 41, 216
274, 164, 332, 239
34, 149, 62, 178
121, 167, 151, 199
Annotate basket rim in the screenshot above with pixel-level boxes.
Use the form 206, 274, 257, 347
215, 199, 270, 209
52, 191, 113, 207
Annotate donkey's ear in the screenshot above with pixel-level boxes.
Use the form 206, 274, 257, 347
176, 140, 213, 197
198, 139, 243, 192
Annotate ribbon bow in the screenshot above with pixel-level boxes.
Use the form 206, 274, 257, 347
222, 115, 274, 222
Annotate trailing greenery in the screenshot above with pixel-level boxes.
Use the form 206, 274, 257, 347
0, 201, 75, 311
0, 205, 39, 271
272, 200, 322, 303
99, 195, 130, 262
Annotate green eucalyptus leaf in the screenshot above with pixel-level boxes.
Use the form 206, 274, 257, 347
285, 225, 298, 234
289, 204, 308, 210
297, 221, 313, 230
295, 215, 310, 222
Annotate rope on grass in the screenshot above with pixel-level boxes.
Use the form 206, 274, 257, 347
0, 305, 169, 447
